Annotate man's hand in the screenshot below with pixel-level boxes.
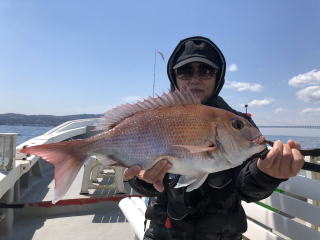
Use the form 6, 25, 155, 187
124, 160, 172, 192
257, 140, 304, 179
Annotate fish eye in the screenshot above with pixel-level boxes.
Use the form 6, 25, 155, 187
231, 118, 244, 130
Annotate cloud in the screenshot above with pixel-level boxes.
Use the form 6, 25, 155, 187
296, 86, 320, 102
300, 108, 320, 114
228, 64, 238, 72
288, 69, 320, 87
122, 96, 144, 103
248, 98, 274, 107
225, 81, 262, 92
275, 107, 284, 113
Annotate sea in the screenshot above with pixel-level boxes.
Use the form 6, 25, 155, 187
0, 125, 320, 148
0, 125, 53, 145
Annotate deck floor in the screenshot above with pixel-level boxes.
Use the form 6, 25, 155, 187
4, 206, 135, 240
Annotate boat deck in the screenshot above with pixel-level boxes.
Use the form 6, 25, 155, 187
6, 207, 134, 240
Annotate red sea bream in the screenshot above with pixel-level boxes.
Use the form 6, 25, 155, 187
21, 89, 265, 203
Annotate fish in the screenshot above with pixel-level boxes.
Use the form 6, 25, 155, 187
20, 89, 265, 203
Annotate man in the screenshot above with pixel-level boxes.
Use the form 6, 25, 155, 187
125, 36, 304, 240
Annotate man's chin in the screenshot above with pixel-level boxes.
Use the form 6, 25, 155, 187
192, 92, 204, 101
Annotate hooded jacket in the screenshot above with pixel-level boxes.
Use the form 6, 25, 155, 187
167, 36, 226, 100
129, 36, 285, 240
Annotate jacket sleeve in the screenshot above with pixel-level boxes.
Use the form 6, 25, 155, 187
128, 173, 180, 197
128, 177, 161, 197
235, 158, 287, 202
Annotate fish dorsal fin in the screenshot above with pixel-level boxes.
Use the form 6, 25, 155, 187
96, 88, 200, 130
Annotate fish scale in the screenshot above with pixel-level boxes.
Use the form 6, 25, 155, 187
92, 109, 189, 168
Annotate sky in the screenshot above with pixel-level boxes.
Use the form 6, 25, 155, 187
1, 0, 320, 128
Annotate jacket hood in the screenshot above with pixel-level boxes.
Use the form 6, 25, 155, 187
167, 36, 226, 104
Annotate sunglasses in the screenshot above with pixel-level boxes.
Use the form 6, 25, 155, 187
174, 63, 218, 80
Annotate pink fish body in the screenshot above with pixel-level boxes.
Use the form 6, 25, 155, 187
21, 89, 265, 203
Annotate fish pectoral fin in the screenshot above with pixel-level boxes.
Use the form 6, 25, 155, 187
174, 173, 209, 190
174, 175, 198, 188
93, 154, 126, 167
173, 145, 217, 154
186, 173, 209, 192
154, 155, 177, 163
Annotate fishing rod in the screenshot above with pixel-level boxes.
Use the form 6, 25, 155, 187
257, 140, 320, 173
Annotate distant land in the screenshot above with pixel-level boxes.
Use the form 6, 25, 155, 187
0, 113, 103, 127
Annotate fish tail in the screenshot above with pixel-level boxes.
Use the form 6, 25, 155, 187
20, 140, 87, 203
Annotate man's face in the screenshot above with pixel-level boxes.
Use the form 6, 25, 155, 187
175, 62, 217, 103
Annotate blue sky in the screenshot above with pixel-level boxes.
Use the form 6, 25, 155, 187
1, 0, 320, 127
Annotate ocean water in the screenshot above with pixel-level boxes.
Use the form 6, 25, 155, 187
0, 125, 53, 145
0, 125, 320, 149
260, 128, 320, 149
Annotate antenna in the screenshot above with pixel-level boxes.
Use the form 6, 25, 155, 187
152, 50, 165, 97
153, 49, 156, 97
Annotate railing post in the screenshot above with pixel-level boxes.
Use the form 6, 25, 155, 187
0, 133, 16, 236
307, 155, 320, 231
0, 188, 14, 236
0, 133, 17, 171
114, 166, 126, 193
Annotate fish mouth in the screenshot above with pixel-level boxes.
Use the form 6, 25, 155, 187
251, 135, 266, 145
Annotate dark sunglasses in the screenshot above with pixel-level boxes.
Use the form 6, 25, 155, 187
174, 63, 218, 80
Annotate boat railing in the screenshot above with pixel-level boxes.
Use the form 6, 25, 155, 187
43, 118, 98, 135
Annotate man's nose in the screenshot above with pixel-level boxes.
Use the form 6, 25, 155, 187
189, 72, 201, 84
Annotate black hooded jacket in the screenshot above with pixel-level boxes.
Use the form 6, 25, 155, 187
129, 36, 285, 240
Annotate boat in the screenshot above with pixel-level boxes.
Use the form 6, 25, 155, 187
1, 119, 320, 240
